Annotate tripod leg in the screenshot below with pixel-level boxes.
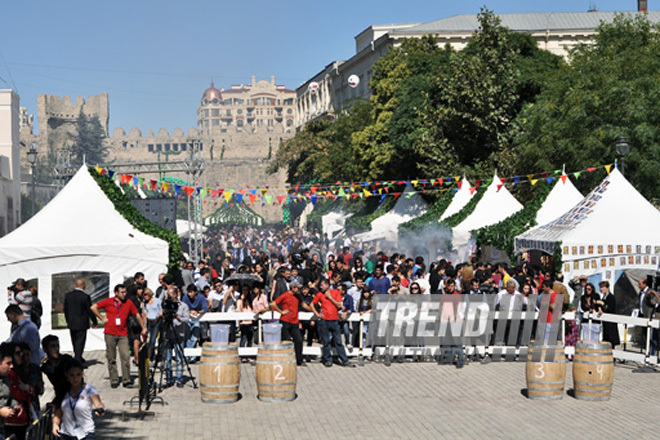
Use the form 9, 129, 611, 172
170, 322, 198, 388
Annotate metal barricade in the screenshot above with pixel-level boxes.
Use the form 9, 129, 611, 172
25, 407, 54, 440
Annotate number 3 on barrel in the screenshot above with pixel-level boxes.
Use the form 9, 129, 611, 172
273, 364, 285, 381
214, 365, 222, 382
534, 363, 545, 379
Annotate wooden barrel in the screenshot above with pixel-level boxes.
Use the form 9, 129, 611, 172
573, 341, 613, 401
199, 343, 240, 403
525, 341, 566, 400
256, 341, 297, 402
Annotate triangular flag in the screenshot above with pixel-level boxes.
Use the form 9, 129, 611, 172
311, 195, 317, 206
457, 181, 463, 189
513, 177, 519, 184
604, 164, 612, 174
224, 189, 233, 203
261, 188, 268, 196
454, 176, 460, 182
393, 192, 402, 199
379, 194, 386, 203
162, 182, 170, 193
265, 195, 273, 205
95, 166, 103, 174
527, 174, 534, 181
411, 180, 418, 187
587, 167, 596, 172
475, 179, 481, 188
276, 195, 285, 205
150, 180, 157, 190
560, 175, 567, 184
338, 187, 346, 196
248, 194, 257, 205
546, 177, 554, 184
469, 187, 476, 194
184, 186, 195, 197
235, 193, 244, 204
574, 171, 582, 179
363, 189, 371, 197
530, 179, 538, 186
496, 184, 503, 192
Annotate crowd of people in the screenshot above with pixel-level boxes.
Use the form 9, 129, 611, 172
1, 224, 658, 438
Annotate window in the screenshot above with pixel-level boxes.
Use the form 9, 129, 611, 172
268, 119, 274, 126
237, 120, 244, 127
51, 272, 109, 329
156, 144, 162, 152
287, 109, 293, 114
283, 98, 294, 105
287, 119, 293, 127
173, 143, 178, 151
148, 144, 154, 152
204, 109, 209, 117
237, 109, 243, 115
226, 109, 231, 116
181, 143, 188, 151
212, 119, 220, 126
212, 109, 220, 117
224, 99, 232, 105
164, 143, 170, 151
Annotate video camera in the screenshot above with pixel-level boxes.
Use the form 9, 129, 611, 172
161, 297, 178, 321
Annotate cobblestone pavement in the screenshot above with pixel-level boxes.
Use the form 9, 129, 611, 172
47, 350, 660, 439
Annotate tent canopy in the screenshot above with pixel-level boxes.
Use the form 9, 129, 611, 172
454, 175, 523, 233
516, 168, 660, 253
355, 186, 427, 243
0, 166, 169, 351
534, 175, 583, 226
439, 177, 474, 221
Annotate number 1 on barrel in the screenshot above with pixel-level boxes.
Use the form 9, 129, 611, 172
214, 365, 222, 382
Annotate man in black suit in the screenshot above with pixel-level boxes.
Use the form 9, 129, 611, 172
64, 278, 98, 363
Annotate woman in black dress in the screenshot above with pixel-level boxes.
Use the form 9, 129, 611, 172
596, 280, 620, 347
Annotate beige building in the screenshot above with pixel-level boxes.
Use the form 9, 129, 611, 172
19, 77, 295, 223
0, 90, 22, 236
297, 10, 660, 128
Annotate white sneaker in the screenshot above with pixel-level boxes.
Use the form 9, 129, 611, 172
347, 344, 354, 352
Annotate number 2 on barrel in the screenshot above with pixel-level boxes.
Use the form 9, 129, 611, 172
273, 364, 284, 381
214, 365, 222, 382
535, 363, 545, 379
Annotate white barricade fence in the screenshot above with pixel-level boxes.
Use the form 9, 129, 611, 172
181, 310, 659, 366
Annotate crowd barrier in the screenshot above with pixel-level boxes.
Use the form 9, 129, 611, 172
25, 408, 53, 440
182, 310, 659, 367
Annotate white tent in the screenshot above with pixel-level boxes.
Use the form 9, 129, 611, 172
0, 166, 169, 351
516, 168, 660, 284
439, 177, 474, 221
452, 175, 523, 261
534, 175, 583, 226
176, 219, 207, 238
322, 210, 348, 238
355, 186, 428, 243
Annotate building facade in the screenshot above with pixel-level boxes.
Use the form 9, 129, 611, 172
0, 90, 22, 236
296, 10, 660, 128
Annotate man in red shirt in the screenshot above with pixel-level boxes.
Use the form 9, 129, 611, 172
91, 284, 146, 388
270, 281, 312, 366
312, 279, 353, 367
540, 280, 560, 343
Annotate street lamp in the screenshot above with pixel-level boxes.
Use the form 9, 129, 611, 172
26, 142, 38, 217
615, 136, 631, 176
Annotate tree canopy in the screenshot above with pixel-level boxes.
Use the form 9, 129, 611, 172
69, 110, 108, 166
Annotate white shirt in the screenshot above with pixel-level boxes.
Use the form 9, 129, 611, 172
61, 384, 98, 439
496, 290, 527, 314
416, 278, 431, 295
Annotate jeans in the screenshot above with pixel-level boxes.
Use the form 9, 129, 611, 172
339, 320, 351, 346
104, 333, 131, 385
318, 320, 348, 365
165, 337, 184, 384
61, 433, 96, 440
441, 345, 465, 365
240, 324, 254, 348
186, 321, 200, 350
147, 320, 160, 358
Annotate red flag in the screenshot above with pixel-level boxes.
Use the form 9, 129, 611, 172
496, 184, 503, 192
470, 187, 477, 194
587, 167, 596, 172
393, 192, 402, 199
184, 186, 195, 197
475, 179, 481, 188
560, 175, 567, 184
457, 181, 463, 189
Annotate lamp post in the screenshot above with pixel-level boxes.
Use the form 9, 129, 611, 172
615, 136, 631, 176
26, 142, 38, 217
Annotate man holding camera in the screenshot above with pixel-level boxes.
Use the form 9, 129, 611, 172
162, 286, 189, 388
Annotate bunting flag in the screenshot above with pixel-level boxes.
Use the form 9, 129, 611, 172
90, 162, 612, 208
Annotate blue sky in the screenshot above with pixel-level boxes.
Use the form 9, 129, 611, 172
0, 0, 644, 133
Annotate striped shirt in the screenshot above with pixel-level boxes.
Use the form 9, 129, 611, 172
9, 289, 33, 317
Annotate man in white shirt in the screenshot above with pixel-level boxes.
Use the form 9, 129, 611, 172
494, 280, 526, 347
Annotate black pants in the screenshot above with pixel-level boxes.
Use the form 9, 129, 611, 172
280, 321, 303, 365
70, 328, 88, 362
300, 321, 316, 346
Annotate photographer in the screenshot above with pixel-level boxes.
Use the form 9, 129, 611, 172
142, 288, 162, 359
162, 287, 189, 388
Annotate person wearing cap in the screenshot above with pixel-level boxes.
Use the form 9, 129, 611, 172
270, 280, 313, 366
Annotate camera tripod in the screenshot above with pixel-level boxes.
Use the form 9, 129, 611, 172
146, 317, 198, 409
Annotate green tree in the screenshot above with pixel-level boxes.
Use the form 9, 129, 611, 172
69, 110, 108, 166
514, 13, 660, 202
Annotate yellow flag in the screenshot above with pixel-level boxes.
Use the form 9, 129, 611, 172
531, 179, 538, 186
411, 180, 418, 187
527, 174, 534, 181
604, 164, 612, 174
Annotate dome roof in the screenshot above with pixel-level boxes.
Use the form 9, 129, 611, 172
201, 82, 222, 104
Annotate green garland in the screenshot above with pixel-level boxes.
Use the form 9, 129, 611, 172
474, 182, 553, 261
88, 168, 182, 275
345, 196, 397, 232
399, 191, 453, 232
441, 187, 487, 228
